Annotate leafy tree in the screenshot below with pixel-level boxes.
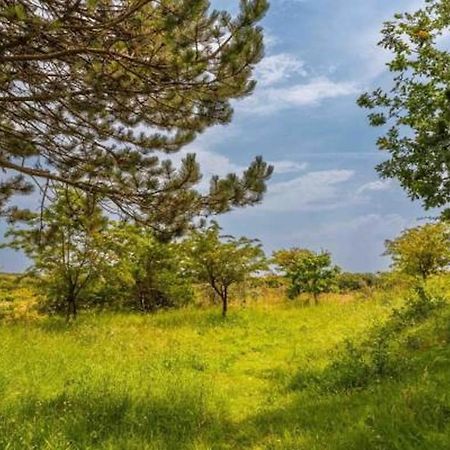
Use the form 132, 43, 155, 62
358, 0, 450, 209
272, 247, 309, 272
384, 221, 450, 280
99, 223, 193, 311
0, 0, 272, 234
185, 223, 266, 317
274, 248, 340, 304
3, 186, 108, 318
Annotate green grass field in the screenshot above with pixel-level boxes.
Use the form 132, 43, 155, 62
0, 292, 449, 450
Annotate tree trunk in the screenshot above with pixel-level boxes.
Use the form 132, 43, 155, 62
66, 292, 77, 321
139, 292, 147, 312
313, 292, 319, 306
221, 288, 228, 318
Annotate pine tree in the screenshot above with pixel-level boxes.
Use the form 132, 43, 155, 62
0, 0, 273, 234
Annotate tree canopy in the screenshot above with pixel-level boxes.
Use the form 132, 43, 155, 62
0, 0, 272, 234
384, 221, 450, 280
358, 0, 450, 209
100, 222, 193, 311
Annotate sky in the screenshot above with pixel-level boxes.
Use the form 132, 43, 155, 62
0, 0, 440, 273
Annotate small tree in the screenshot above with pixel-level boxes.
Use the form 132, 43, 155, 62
384, 222, 450, 281
185, 223, 266, 317
271, 247, 307, 272
274, 248, 340, 304
4, 186, 108, 319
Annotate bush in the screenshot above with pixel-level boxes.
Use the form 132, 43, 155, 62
296, 287, 447, 393
376, 271, 416, 291
336, 272, 378, 292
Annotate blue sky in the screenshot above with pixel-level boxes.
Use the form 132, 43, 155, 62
0, 0, 438, 273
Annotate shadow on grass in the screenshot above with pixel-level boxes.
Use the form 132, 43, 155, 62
231, 373, 450, 450
0, 387, 233, 450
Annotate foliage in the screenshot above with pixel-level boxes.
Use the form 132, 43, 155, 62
272, 247, 309, 272
274, 248, 340, 303
0, 0, 273, 233
0, 274, 38, 320
384, 221, 450, 280
336, 272, 379, 292
184, 223, 267, 316
3, 186, 109, 318
318, 287, 447, 392
97, 223, 193, 311
375, 270, 417, 291
358, 0, 450, 208
3, 186, 198, 316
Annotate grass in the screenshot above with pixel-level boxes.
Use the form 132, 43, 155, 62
0, 289, 449, 449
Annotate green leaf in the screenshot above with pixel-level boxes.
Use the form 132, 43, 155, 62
14, 4, 26, 20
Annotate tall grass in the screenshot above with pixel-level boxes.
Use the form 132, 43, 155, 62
0, 290, 449, 449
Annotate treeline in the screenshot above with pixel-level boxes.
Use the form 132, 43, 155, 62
2, 186, 449, 319
3, 186, 265, 318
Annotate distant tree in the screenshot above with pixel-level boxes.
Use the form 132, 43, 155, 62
3, 186, 108, 319
0, 0, 273, 234
384, 222, 450, 280
185, 223, 266, 317
358, 0, 450, 210
274, 248, 340, 304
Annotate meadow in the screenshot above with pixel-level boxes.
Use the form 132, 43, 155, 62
0, 284, 449, 450
1, 1, 450, 449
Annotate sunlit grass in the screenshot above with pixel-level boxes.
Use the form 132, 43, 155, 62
0, 290, 449, 449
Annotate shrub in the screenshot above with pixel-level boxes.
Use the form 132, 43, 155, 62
305, 287, 446, 392
336, 272, 378, 292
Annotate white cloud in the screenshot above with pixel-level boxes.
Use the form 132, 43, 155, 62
357, 180, 392, 195
335, 213, 409, 233
192, 148, 241, 177
256, 53, 306, 86
269, 160, 308, 174
239, 77, 359, 115
263, 31, 281, 50
260, 169, 355, 211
